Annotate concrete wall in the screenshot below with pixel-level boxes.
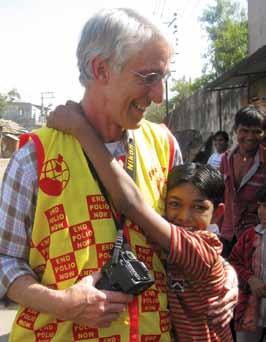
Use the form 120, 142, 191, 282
248, 0, 266, 54
165, 87, 248, 161
2, 102, 42, 130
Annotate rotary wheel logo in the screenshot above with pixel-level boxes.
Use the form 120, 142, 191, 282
39, 154, 70, 196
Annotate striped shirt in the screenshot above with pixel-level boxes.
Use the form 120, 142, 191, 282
167, 225, 232, 341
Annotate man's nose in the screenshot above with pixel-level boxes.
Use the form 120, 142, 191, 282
148, 80, 164, 104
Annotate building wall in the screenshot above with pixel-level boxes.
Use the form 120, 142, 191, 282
165, 87, 247, 161
248, 0, 266, 54
2, 102, 42, 130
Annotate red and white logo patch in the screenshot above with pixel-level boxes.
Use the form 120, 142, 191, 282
50, 252, 78, 282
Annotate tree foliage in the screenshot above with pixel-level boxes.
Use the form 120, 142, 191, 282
144, 102, 166, 123
169, 0, 248, 108
0, 88, 20, 117
200, 0, 248, 79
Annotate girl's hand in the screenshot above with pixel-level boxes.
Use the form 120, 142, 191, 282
47, 101, 86, 136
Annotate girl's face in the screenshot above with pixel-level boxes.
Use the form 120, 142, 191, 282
258, 201, 266, 227
165, 182, 215, 231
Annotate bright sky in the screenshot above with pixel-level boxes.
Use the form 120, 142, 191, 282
0, 0, 247, 108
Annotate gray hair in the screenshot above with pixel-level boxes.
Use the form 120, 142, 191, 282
77, 8, 170, 87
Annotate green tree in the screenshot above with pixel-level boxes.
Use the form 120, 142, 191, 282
7, 88, 21, 102
169, 77, 199, 108
169, 0, 248, 107
0, 93, 8, 116
0, 88, 21, 117
144, 102, 166, 123
200, 0, 248, 79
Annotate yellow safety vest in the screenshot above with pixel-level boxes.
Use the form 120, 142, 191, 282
10, 120, 175, 342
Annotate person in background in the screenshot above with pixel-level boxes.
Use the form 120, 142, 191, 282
207, 131, 229, 169
220, 105, 266, 258
229, 184, 266, 342
47, 104, 237, 341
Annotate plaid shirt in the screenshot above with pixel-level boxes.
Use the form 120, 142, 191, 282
0, 134, 182, 297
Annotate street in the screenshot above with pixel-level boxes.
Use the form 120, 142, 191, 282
0, 302, 17, 342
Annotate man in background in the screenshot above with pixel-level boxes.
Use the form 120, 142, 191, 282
207, 130, 229, 169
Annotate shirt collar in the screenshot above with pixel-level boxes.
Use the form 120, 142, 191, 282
255, 224, 266, 235
105, 130, 131, 158
228, 144, 263, 163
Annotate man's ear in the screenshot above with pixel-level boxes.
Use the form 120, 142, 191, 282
211, 203, 224, 224
91, 56, 110, 83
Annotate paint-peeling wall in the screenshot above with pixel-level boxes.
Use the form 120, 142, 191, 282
165, 87, 247, 161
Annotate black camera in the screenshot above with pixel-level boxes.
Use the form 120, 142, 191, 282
96, 246, 154, 295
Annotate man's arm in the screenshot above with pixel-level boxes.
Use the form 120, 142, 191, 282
8, 273, 131, 327
0, 144, 39, 299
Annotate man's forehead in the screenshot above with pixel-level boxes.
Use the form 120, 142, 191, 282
126, 41, 171, 67
238, 124, 262, 129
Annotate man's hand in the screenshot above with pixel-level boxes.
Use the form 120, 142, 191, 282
207, 260, 238, 327
47, 101, 86, 136
248, 276, 265, 297
58, 272, 133, 327
207, 287, 238, 327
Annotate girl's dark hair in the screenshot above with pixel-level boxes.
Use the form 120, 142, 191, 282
213, 130, 229, 142
234, 105, 264, 129
167, 163, 224, 207
256, 184, 266, 203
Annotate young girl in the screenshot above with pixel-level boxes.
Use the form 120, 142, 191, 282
47, 107, 233, 341
229, 185, 266, 342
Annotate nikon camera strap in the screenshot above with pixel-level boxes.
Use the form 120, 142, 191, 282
84, 134, 137, 263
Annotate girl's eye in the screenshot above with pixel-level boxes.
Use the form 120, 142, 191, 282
167, 201, 180, 209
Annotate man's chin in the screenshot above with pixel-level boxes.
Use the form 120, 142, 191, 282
127, 118, 144, 130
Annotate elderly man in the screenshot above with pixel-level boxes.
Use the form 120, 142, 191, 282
0, 8, 236, 341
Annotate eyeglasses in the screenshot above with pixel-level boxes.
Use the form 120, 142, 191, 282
131, 70, 171, 86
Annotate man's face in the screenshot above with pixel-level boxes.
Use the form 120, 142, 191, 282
213, 135, 228, 154
165, 182, 215, 231
104, 39, 171, 130
235, 124, 263, 153
258, 202, 266, 227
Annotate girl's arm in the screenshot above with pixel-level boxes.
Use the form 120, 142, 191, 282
47, 103, 171, 250
48, 103, 239, 326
